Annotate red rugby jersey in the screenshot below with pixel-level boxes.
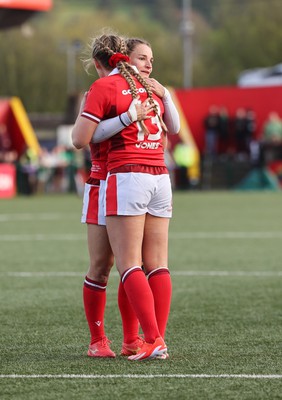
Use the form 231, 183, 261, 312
82, 72, 166, 172
88, 141, 108, 180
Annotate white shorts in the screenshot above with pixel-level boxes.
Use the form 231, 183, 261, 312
81, 179, 106, 226
105, 172, 172, 218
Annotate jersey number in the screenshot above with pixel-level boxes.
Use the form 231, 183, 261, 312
137, 102, 162, 142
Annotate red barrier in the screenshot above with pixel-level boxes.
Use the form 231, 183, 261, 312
0, 163, 16, 198
174, 85, 282, 153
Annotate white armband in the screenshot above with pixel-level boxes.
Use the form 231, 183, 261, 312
163, 88, 180, 135
91, 112, 131, 143
127, 98, 139, 122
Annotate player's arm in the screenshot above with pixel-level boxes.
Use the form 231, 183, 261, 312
144, 78, 180, 135
91, 98, 154, 144
162, 88, 180, 135
72, 92, 99, 149
72, 115, 98, 149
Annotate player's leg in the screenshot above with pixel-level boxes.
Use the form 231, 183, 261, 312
105, 172, 167, 360
118, 280, 144, 356
86, 223, 113, 282
142, 173, 172, 345
106, 214, 166, 360
81, 180, 115, 357
106, 214, 161, 337
84, 223, 115, 357
142, 214, 172, 340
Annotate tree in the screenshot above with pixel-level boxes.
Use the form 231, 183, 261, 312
194, 0, 282, 86
1, 0, 282, 111
0, 1, 183, 112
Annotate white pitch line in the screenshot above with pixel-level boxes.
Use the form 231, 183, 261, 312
1, 231, 282, 241
169, 232, 282, 239
0, 374, 281, 379
2, 271, 282, 278
0, 213, 72, 222
0, 234, 85, 241
172, 270, 282, 277
4, 272, 86, 277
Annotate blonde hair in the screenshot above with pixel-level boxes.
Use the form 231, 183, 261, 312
126, 37, 151, 54
84, 31, 167, 133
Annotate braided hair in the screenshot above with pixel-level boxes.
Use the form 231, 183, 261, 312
85, 32, 167, 134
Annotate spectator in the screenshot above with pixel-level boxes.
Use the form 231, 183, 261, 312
233, 107, 248, 157
261, 112, 282, 144
204, 105, 220, 157
260, 112, 282, 164
17, 148, 39, 195
173, 141, 195, 190
245, 108, 259, 164
218, 106, 230, 154
245, 108, 257, 143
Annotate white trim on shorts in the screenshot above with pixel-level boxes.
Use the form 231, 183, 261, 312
81, 180, 106, 226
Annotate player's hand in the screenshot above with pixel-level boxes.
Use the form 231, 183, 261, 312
127, 96, 154, 122
143, 78, 165, 98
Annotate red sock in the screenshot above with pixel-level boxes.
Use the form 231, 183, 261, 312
83, 276, 107, 345
118, 280, 140, 344
122, 266, 160, 343
148, 268, 172, 339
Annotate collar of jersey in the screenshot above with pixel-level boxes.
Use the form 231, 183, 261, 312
109, 65, 139, 76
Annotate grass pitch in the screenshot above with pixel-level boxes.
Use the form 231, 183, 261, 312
0, 191, 281, 399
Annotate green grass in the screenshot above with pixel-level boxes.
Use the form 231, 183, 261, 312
0, 192, 282, 399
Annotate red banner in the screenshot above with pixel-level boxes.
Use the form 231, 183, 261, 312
0, 163, 16, 198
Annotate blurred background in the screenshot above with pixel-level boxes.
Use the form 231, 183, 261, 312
1, 0, 282, 197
